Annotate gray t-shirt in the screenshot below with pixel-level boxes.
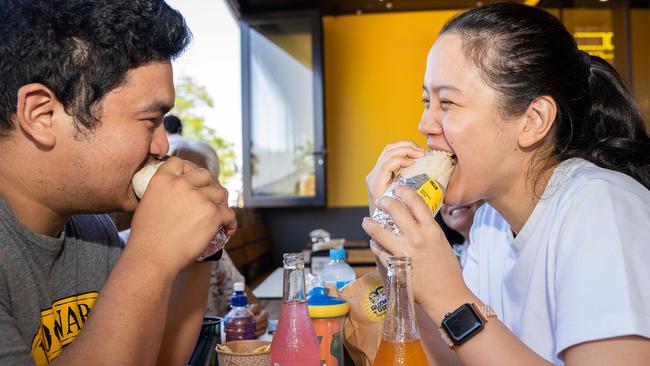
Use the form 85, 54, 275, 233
0, 197, 123, 365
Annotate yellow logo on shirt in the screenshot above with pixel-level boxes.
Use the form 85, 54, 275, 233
31, 292, 98, 365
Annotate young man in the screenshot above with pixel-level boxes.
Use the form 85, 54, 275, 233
0, 1, 236, 365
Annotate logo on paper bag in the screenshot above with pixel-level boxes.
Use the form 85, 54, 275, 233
363, 282, 387, 321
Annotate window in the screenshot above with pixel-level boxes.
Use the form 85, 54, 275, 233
241, 11, 326, 207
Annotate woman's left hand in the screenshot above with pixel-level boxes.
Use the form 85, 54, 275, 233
362, 185, 472, 320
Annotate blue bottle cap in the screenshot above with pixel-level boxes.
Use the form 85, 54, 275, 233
231, 285, 248, 307
329, 248, 346, 260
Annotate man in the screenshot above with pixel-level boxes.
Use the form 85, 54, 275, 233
0, 1, 236, 365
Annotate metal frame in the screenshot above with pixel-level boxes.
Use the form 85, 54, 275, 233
241, 10, 326, 207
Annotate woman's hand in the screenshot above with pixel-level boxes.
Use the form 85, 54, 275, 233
366, 141, 425, 214
362, 184, 470, 323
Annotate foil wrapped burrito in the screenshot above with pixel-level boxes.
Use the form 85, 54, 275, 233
372, 150, 455, 235
132, 159, 229, 261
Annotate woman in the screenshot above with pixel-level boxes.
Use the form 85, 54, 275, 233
363, 3, 650, 366
440, 201, 484, 269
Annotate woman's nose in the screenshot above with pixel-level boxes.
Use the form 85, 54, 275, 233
418, 105, 443, 137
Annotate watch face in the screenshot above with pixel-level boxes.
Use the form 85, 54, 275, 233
441, 303, 484, 344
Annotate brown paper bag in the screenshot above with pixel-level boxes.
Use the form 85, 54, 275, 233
340, 270, 387, 366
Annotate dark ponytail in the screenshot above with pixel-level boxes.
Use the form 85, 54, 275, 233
441, 3, 650, 189
569, 56, 650, 188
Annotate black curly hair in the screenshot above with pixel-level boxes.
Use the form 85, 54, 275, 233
0, 0, 191, 136
441, 3, 650, 189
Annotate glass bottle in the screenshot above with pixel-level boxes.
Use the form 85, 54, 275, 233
271, 253, 321, 366
372, 257, 428, 366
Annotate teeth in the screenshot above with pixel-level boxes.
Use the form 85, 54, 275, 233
450, 207, 468, 216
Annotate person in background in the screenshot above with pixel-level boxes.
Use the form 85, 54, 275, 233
0, 1, 236, 365
364, 3, 650, 366
164, 114, 188, 153
439, 200, 484, 269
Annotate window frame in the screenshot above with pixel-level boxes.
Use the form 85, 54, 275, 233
240, 10, 326, 207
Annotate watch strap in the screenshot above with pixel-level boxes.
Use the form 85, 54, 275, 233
474, 303, 497, 321
439, 326, 454, 347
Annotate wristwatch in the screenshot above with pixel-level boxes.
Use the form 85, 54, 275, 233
439, 303, 497, 347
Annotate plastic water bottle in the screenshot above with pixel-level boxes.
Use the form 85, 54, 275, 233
320, 248, 356, 295
223, 282, 256, 341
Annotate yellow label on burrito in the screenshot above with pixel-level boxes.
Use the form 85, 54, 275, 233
417, 179, 444, 215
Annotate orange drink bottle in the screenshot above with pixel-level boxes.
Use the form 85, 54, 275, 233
271, 253, 321, 366
372, 257, 428, 366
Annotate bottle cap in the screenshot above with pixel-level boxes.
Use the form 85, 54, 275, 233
329, 248, 346, 260
231, 283, 248, 307
307, 286, 349, 319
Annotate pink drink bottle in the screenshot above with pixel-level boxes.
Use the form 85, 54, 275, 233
271, 253, 321, 366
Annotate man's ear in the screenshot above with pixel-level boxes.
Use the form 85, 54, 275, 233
518, 96, 557, 149
16, 83, 59, 147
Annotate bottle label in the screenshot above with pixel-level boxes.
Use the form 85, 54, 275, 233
416, 178, 444, 215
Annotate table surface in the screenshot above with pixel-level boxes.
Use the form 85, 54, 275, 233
252, 267, 283, 299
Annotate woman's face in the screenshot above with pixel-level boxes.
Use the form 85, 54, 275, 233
419, 33, 526, 206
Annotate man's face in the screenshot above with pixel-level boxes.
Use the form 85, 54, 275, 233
55, 61, 173, 213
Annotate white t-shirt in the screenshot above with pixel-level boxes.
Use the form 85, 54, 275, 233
463, 158, 650, 365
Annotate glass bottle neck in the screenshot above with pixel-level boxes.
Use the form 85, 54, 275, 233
382, 257, 420, 343
282, 253, 307, 304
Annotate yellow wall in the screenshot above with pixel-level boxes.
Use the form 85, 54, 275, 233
324, 11, 459, 207
631, 9, 650, 129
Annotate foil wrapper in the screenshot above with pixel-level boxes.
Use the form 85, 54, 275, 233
196, 227, 230, 262
372, 173, 435, 235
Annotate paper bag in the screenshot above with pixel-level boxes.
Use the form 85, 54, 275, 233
340, 270, 387, 366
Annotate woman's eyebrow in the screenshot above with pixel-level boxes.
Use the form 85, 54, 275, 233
431, 84, 462, 95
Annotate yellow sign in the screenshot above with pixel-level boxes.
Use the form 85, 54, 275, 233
574, 31, 615, 60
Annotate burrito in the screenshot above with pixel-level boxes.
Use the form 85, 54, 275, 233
372, 150, 455, 235
131, 159, 228, 261
132, 161, 164, 199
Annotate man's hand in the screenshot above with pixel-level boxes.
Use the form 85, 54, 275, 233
128, 157, 236, 271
